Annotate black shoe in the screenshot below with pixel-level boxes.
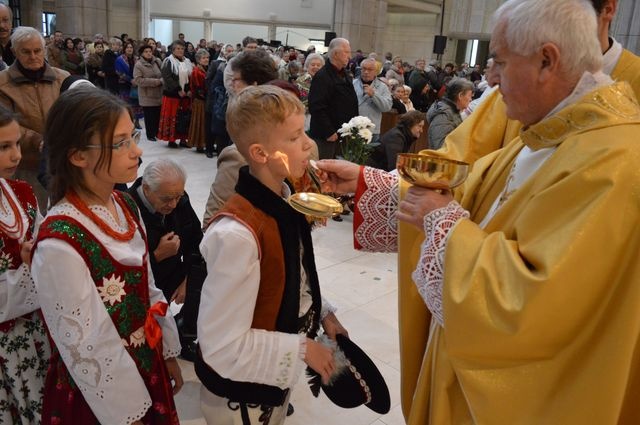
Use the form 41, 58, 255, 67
179, 141, 190, 148
147, 136, 156, 142
168, 141, 178, 148
196, 148, 206, 153
332, 215, 343, 222
286, 404, 294, 416
179, 340, 197, 363
206, 152, 214, 158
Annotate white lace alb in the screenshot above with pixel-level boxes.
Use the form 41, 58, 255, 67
412, 201, 469, 327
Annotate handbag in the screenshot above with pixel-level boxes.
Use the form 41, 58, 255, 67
175, 106, 192, 134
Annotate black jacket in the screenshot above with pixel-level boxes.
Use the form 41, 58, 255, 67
367, 125, 416, 171
128, 177, 203, 300
308, 60, 358, 141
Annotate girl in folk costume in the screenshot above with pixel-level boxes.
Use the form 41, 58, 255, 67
187, 48, 209, 153
0, 107, 50, 423
31, 87, 183, 425
158, 40, 193, 148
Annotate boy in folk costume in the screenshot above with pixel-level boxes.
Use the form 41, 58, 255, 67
196, 85, 347, 425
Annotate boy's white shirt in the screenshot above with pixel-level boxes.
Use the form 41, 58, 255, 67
198, 181, 339, 390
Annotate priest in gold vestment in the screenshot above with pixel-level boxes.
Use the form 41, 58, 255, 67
317, 0, 640, 423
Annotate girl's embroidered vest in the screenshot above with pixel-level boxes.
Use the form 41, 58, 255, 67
0, 179, 38, 333
34, 192, 179, 425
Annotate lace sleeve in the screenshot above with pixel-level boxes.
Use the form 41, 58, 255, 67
412, 201, 469, 327
0, 263, 39, 322
32, 239, 152, 425
354, 167, 399, 252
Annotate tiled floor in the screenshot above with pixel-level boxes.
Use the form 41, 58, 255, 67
137, 134, 404, 425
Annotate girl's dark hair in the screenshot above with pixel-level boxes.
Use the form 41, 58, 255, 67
397, 110, 425, 129
45, 87, 132, 204
231, 50, 278, 86
94, 41, 104, 48
64, 37, 74, 50
0, 105, 17, 128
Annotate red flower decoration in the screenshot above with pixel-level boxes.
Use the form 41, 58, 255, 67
153, 402, 167, 414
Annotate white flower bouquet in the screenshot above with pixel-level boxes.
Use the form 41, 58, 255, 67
337, 116, 376, 164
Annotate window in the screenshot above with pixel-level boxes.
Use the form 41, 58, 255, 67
42, 12, 55, 36
8, 0, 19, 27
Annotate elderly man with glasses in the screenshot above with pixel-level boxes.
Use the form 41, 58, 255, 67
128, 158, 203, 361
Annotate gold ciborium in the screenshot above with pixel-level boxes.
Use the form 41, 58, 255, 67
287, 162, 344, 218
396, 153, 469, 189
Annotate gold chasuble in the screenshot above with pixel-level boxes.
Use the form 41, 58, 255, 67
613, 49, 640, 99
398, 82, 640, 424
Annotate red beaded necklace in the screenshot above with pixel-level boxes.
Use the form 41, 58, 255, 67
0, 180, 24, 238
66, 189, 136, 241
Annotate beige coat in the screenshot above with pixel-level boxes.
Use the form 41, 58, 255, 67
0, 62, 69, 170
133, 57, 163, 107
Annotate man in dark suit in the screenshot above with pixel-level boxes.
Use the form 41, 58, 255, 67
128, 159, 203, 361
308, 37, 359, 159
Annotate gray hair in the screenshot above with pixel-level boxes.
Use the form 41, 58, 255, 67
11, 27, 44, 50
142, 159, 187, 191
444, 77, 474, 102
303, 53, 324, 70
195, 48, 210, 62
328, 37, 349, 58
0, 3, 12, 22
493, 0, 602, 79
360, 58, 377, 68
109, 37, 122, 47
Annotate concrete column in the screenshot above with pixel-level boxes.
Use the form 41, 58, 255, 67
611, 0, 640, 55
21, 0, 44, 30
333, 0, 387, 54
54, 0, 109, 39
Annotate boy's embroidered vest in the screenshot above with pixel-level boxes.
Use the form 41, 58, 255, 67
195, 167, 322, 406
0, 179, 38, 333
34, 192, 179, 425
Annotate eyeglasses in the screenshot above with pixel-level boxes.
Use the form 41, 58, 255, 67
86, 130, 141, 151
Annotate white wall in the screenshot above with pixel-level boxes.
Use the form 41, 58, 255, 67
150, 0, 334, 27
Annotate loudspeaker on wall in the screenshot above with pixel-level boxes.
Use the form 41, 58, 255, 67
433, 35, 447, 55
324, 31, 337, 47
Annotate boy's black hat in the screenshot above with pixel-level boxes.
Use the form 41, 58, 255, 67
308, 334, 391, 414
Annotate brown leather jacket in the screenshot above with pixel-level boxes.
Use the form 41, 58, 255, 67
0, 62, 69, 170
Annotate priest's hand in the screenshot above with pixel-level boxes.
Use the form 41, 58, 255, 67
315, 159, 361, 194
397, 186, 453, 229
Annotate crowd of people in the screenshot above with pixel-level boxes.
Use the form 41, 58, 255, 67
0, 0, 638, 424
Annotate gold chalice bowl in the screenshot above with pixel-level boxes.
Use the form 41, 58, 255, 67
396, 153, 469, 189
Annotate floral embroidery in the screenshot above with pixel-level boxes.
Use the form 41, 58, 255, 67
275, 352, 293, 387
98, 275, 127, 305
0, 251, 12, 273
